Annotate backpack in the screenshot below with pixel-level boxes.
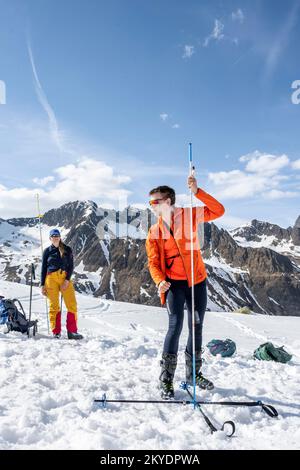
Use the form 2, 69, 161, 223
253, 342, 292, 363
206, 339, 236, 357
0, 297, 38, 335
0, 297, 10, 325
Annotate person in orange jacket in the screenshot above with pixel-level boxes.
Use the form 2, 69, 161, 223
145, 175, 225, 399
40, 229, 83, 340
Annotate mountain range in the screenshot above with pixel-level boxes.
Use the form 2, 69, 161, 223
0, 200, 299, 316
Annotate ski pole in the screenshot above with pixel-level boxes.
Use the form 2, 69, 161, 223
28, 263, 35, 337
94, 396, 277, 417
181, 383, 235, 436
189, 143, 196, 408
36, 193, 50, 334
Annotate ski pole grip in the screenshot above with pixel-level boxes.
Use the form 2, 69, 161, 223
189, 143, 195, 177
221, 420, 236, 437
261, 404, 278, 418
31, 264, 36, 280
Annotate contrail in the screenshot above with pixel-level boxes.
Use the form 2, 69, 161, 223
264, 1, 300, 79
27, 39, 67, 154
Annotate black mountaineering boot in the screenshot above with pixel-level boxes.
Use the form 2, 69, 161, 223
159, 353, 177, 400
67, 331, 83, 340
185, 349, 214, 390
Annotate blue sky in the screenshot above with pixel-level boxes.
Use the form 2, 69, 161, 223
0, 0, 300, 229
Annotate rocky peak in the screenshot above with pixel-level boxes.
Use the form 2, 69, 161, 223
6, 217, 40, 228
42, 200, 98, 230
292, 215, 300, 246
231, 218, 292, 245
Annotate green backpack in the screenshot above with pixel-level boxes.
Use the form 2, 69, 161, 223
253, 342, 292, 363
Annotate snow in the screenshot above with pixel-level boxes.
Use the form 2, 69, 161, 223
99, 240, 110, 265
208, 276, 238, 310
76, 234, 88, 256
0, 279, 299, 450
74, 261, 103, 294
269, 297, 280, 306
243, 284, 269, 315
204, 254, 250, 310
109, 271, 116, 300
140, 287, 151, 298
205, 254, 249, 276
0, 221, 70, 284
232, 234, 300, 261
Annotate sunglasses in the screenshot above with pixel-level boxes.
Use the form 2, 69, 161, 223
149, 198, 167, 207
50, 235, 61, 238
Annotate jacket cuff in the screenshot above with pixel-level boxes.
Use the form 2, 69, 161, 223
195, 187, 204, 197
156, 278, 165, 288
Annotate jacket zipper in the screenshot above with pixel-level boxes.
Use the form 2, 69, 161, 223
162, 220, 191, 284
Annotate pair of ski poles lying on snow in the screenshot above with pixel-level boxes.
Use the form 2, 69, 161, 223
94, 383, 278, 438
94, 144, 279, 437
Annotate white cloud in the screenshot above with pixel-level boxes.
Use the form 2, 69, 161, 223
291, 159, 300, 170
182, 45, 195, 59
172, 192, 251, 230
203, 19, 225, 47
231, 9, 245, 24
175, 193, 202, 208
262, 189, 299, 200
0, 158, 132, 218
217, 214, 250, 230
160, 113, 168, 121
159, 114, 180, 129
207, 151, 297, 201
208, 170, 270, 199
239, 150, 290, 176
33, 176, 55, 186
52, 158, 131, 201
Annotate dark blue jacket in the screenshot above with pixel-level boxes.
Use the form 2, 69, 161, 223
41, 244, 74, 286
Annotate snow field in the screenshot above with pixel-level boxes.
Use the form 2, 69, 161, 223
0, 280, 299, 450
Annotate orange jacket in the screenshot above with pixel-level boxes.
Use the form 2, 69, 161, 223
145, 187, 225, 305
163, 224, 187, 280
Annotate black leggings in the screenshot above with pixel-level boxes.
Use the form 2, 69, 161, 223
163, 277, 207, 355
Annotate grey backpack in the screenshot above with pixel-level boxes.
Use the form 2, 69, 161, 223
0, 298, 38, 336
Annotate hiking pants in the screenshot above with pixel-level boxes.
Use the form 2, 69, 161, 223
163, 277, 207, 355
45, 269, 78, 334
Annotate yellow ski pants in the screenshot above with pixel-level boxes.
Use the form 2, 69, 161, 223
45, 269, 78, 334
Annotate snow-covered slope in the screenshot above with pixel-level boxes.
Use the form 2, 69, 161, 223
0, 280, 299, 450
0, 219, 70, 283
230, 219, 300, 264
232, 232, 300, 261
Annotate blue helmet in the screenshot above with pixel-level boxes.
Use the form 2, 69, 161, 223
49, 228, 61, 237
